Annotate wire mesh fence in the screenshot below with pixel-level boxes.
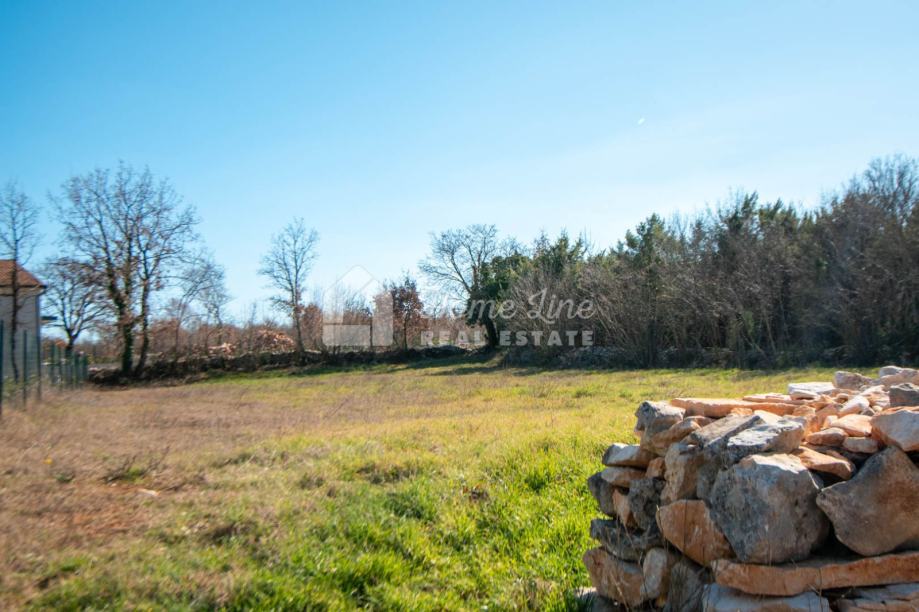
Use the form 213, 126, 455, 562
0, 320, 90, 417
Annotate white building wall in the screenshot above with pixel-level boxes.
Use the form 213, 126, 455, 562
0, 290, 42, 379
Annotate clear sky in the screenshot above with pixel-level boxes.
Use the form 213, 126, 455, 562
3, 1, 918, 317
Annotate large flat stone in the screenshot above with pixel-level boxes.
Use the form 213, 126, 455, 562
602, 443, 655, 468
720, 418, 805, 465
842, 436, 880, 454
713, 550, 919, 596
837, 582, 919, 612
787, 381, 835, 399
672, 398, 760, 418
657, 500, 733, 566
835, 414, 873, 437
805, 426, 847, 446
872, 408, 919, 452
583, 547, 649, 608
816, 447, 919, 556
687, 414, 767, 448
708, 454, 828, 564
794, 446, 855, 480
702, 584, 830, 611
743, 393, 808, 406
589, 518, 663, 562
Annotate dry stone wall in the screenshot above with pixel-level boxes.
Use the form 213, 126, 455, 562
583, 366, 919, 611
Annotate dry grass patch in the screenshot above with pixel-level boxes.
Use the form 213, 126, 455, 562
0, 359, 837, 609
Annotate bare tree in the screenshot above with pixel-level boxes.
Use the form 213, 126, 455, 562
168, 252, 227, 355
258, 218, 319, 363
55, 164, 198, 377
419, 224, 505, 345
0, 181, 40, 381
38, 258, 106, 353
199, 262, 231, 347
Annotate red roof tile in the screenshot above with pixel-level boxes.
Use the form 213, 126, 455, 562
0, 260, 44, 288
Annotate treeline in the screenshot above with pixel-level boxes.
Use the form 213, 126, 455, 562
422, 155, 919, 367
1, 164, 457, 378
3, 156, 916, 377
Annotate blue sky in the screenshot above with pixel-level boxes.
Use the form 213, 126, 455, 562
2, 1, 918, 317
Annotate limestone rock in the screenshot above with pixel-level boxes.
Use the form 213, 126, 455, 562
635, 401, 685, 432
840, 394, 870, 416
835, 371, 873, 390
835, 414, 873, 437
672, 398, 773, 418
687, 414, 766, 448
662, 442, 704, 504
646, 457, 666, 479
657, 500, 733, 566
743, 393, 807, 406
889, 383, 919, 407
815, 404, 839, 428
648, 416, 711, 454
708, 454, 828, 564
664, 557, 707, 612
600, 466, 646, 489
793, 447, 855, 480
587, 472, 617, 516
702, 584, 830, 611
612, 487, 637, 528
872, 408, 919, 451
787, 381, 835, 400
720, 418, 804, 465
627, 477, 665, 531
837, 583, 919, 612
842, 436, 880, 454
878, 366, 919, 386
602, 443, 654, 468
589, 518, 663, 562
583, 547, 649, 608
642, 547, 680, 601
696, 416, 803, 499
713, 550, 919, 596
816, 447, 919, 556
805, 427, 847, 446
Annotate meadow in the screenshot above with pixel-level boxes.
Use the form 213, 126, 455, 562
0, 357, 837, 610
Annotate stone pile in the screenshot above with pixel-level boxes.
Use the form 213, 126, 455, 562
583, 365, 919, 611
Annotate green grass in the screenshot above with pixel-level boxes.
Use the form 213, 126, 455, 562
17, 360, 838, 610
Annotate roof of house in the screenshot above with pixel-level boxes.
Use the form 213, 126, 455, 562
0, 260, 45, 288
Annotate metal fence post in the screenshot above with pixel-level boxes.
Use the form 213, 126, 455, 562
0, 320, 5, 417
36, 330, 42, 402
22, 329, 28, 407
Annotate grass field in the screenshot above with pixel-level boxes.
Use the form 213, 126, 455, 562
0, 357, 837, 610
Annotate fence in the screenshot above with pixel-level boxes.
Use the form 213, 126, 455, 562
0, 320, 90, 417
